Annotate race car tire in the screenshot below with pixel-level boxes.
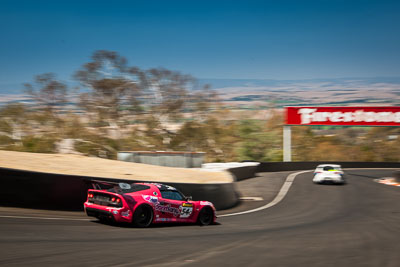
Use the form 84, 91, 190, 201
132, 205, 153, 228
197, 207, 214, 226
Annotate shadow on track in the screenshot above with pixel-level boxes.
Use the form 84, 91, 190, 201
345, 172, 388, 179
91, 219, 221, 228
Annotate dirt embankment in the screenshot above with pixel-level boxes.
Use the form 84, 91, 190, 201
0, 151, 233, 184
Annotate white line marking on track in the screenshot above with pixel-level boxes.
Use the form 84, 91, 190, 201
219, 170, 311, 217
0, 215, 91, 221
239, 196, 263, 201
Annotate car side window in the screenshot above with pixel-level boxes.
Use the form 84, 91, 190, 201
161, 190, 184, 201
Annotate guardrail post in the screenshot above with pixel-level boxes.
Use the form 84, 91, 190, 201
283, 125, 291, 162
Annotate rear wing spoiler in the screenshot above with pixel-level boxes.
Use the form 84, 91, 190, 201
88, 179, 132, 190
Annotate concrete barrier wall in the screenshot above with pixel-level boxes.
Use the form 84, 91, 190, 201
228, 166, 258, 181
0, 168, 90, 210
258, 161, 400, 172
0, 167, 238, 211
202, 162, 260, 181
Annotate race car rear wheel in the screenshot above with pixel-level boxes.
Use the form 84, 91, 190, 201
197, 207, 214, 226
132, 205, 153, 228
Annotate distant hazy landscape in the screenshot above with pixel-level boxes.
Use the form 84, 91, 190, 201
2, 77, 399, 108
205, 77, 400, 107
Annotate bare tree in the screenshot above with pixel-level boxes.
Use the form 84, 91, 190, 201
74, 50, 143, 126
143, 67, 194, 125
24, 73, 67, 114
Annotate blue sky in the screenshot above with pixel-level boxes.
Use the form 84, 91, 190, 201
1, 0, 400, 92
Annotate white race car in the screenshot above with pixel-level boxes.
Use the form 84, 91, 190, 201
313, 164, 345, 184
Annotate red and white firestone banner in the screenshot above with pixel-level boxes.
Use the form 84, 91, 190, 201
286, 106, 400, 126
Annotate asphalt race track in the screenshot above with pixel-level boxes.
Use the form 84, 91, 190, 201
1, 169, 399, 267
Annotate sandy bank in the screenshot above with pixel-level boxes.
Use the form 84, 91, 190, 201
0, 151, 233, 184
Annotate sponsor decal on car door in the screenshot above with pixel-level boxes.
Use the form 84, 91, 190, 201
154, 199, 180, 220
155, 199, 194, 221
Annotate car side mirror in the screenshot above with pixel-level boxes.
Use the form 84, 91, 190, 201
186, 196, 192, 201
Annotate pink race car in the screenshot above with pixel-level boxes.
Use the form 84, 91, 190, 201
84, 182, 216, 227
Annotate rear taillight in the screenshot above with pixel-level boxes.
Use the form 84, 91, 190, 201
87, 193, 122, 207
110, 197, 121, 204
